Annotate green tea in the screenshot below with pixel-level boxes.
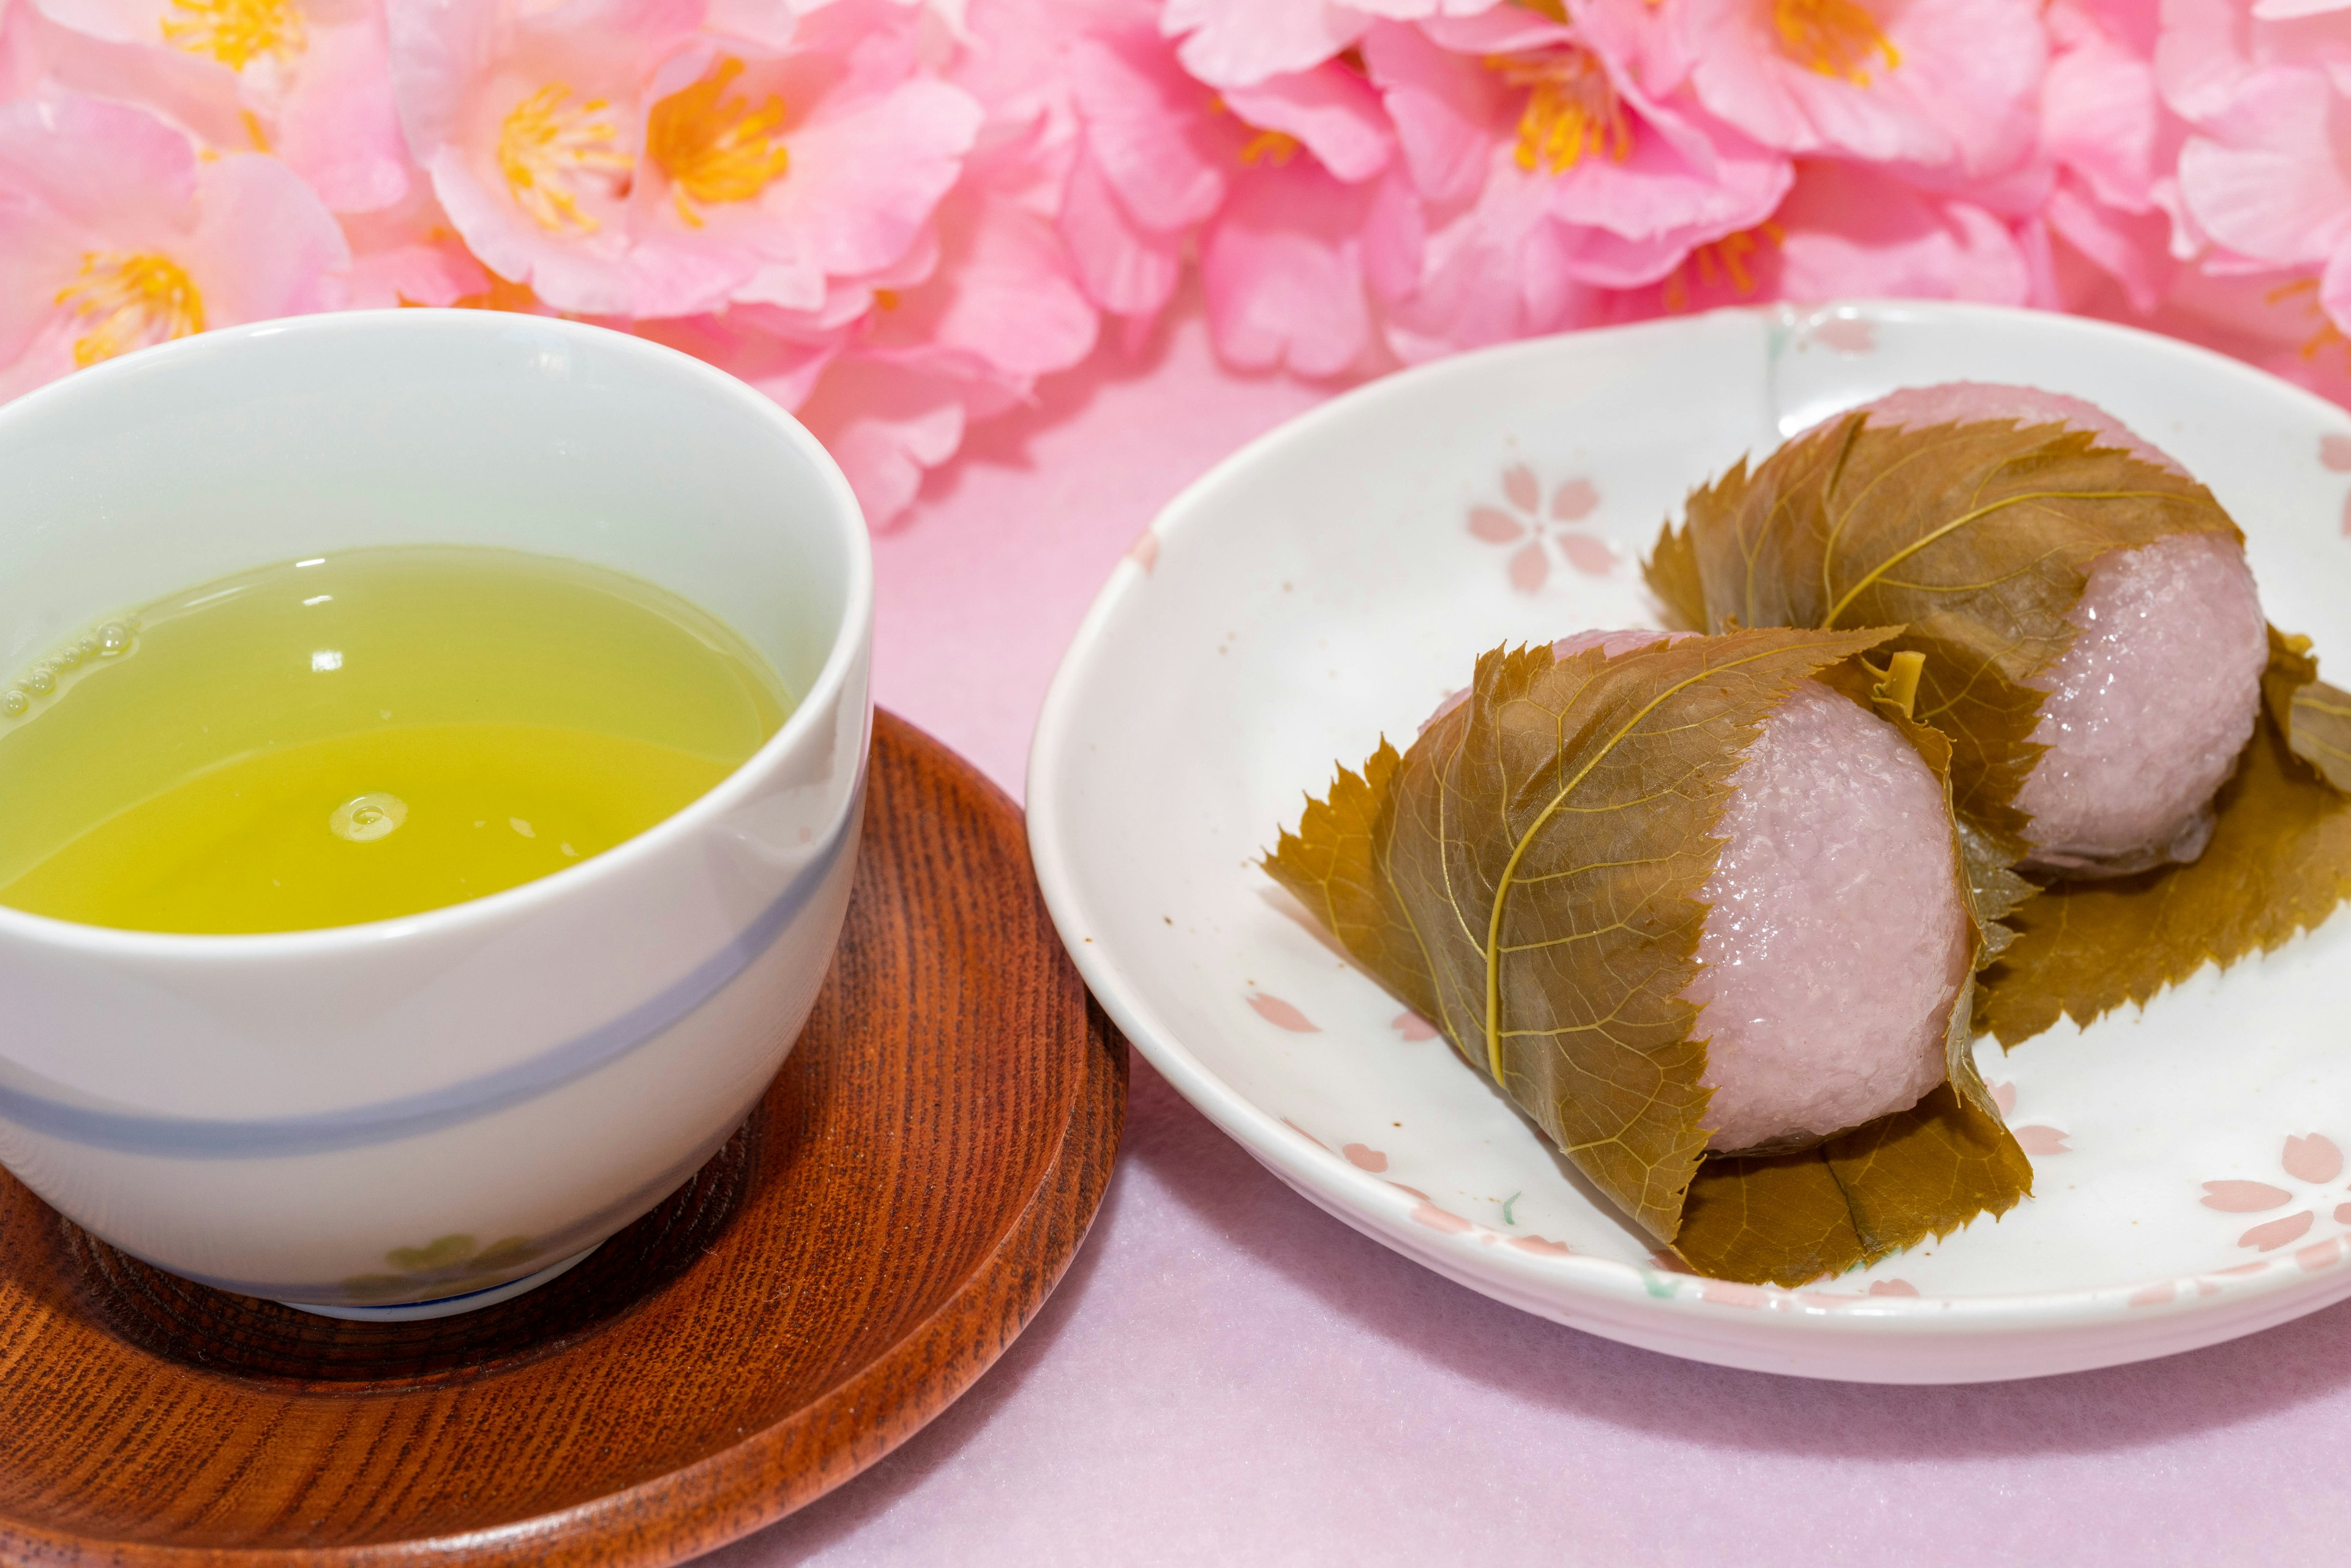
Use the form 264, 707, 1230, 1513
0, 546, 790, 934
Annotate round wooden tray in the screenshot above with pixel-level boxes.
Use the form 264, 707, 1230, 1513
0, 711, 1127, 1565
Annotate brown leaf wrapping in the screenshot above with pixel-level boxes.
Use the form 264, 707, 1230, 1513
1978, 633, 2351, 1045
1265, 631, 2031, 1286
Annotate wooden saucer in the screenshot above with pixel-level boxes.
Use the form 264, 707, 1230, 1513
0, 712, 1127, 1565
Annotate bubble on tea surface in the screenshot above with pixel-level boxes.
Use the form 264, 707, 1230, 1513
1, 686, 26, 718
98, 622, 130, 656
331, 792, 409, 844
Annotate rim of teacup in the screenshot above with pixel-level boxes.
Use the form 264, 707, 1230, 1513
0, 309, 874, 959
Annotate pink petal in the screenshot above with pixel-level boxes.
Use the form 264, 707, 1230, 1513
1246, 992, 1321, 1032
1201, 160, 1371, 377
1058, 140, 1185, 320
1071, 28, 1227, 232
2173, 69, 2351, 266
273, 10, 411, 214
1509, 541, 1550, 593
794, 356, 969, 528
2202, 1180, 2295, 1212
1221, 62, 1395, 184
2012, 1124, 2071, 1156
1163, 0, 1370, 89
1282, 1117, 1330, 1150
1359, 18, 1498, 206
1127, 530, 1161, 573
1550, 478, 1599, 520
1502, 463, 1539, 510
2283, 1133, 2345, 1185
2042, 6, 2160, 211
1987, 1079, 2017, 1116
2240, 1211, 2317, 1251
2321, 435, 2351, 471
1343, 1142, 1389, 1172
1510, 1236, 1572, 1258
1559, 533, 1616, 577
1387, 1181, 1430, 1201
2298, 1237, 2347, 1272
1810, 316, 1878, 353
1468, 505, 1526, 542
2336, 1202, 2351, 1225
1409, 1202, 1474, 1234
898, 186, 1098, 380
1867, 1278, 1921, 1296
1392, 1010, 1439, 1040
2129, 1281, 2177, 1307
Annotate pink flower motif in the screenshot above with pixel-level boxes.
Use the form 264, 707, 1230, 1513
1058, 21, 1411, 374
1342, 1141, 1389, 1171
387, 0, 981, 318
1391, 1009, 1438, 1040
1246, 991, 1322, 1031
2199, 1132, 2349, 1253
1363, 9, 1790, 359
1679, 0, 2047, 181
7, 0, 411, 212
0, 91, 347, 401
1985, 1079, 2070, 1155
1468, 462, 1613, 591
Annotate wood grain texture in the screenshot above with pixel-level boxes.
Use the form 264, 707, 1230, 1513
0, 710, 1127, 1566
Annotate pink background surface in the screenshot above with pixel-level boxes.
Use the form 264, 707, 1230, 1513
706, 299, 2351, 1566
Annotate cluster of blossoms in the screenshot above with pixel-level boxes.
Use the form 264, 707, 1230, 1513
0, 0, 2343, 525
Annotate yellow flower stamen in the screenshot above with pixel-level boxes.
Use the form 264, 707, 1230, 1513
54, 253, 205, 367
1237, 129, 1300, 167
1772, 0, 1900, 84
647, 58, 791, 228
1661, 220, 1785, 312
160, 0, 303, 72
1487, 47, 1632, 174
498, 84, 633, 235
2267, 277, 2351, 367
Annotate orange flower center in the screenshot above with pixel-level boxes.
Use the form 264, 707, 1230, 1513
55, 252, 205, 367
1487, 48, 1631, 174
498, 84, 633, 235
160, 0, 303, 72
1660, 221, 1785, 312
648, 58, 792, 227
1772, 0, 1900, 84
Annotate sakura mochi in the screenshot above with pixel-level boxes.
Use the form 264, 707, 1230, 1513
1855, 383, 2270, 876
1267, 626, 2026, 1287
1548, 632, 1967, 1154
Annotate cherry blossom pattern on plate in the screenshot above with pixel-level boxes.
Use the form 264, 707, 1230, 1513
2322, 433, 2351, 538
1987, 1080, 2070, 1155
1281, 1121, 1573, 1258
1391, 1010, 1438, 1041
1466, 463, 1613, 592
1245, 991, 1319, 1032
2200, 1133, 2351, 1256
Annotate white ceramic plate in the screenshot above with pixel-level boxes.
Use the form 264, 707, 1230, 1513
1027, 301, 2351, 1383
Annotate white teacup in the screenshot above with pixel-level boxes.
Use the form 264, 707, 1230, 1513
0, 312, 872, 1318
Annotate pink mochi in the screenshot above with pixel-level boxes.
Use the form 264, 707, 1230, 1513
1853, 383, 2268, 876
1549, 632, 1968, 1152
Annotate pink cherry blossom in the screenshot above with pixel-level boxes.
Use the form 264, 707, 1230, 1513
2036, 0, 2174, 312
1158, 0, 1502, 91
388, 0, 981, 319
1058, 19, 1409, 374
1679, 0, 2046, 181
1596, 157, 2031, 319
0, 90, 347, 400
774, 136, 1100, 524
2159, 0, 2351, 340
1365, 9, 1790, 360
4, 0, 410, 212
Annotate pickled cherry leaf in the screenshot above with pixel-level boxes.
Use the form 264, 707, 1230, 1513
1644, 415, 2237, 842
1265, 631, 2032, 1286
2267, 626, 2351, 794
1977, 637, 2351, 1046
